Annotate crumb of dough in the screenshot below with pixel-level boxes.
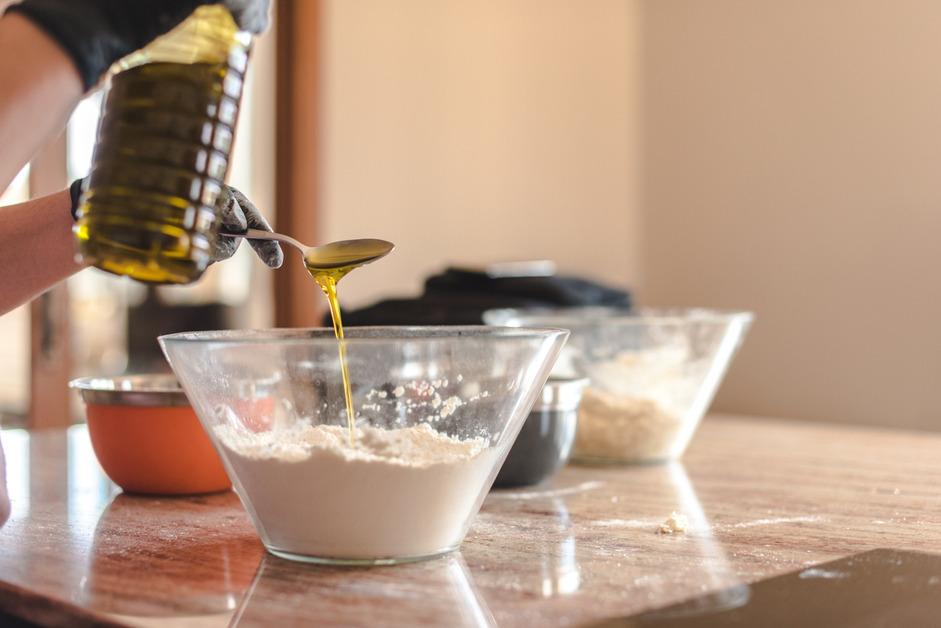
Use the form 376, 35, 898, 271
658, 511, 689, 535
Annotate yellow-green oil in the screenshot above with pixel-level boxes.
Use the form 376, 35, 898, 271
307, 265, 357, 445
75, 7, 247, 284
304, 238, 395, 445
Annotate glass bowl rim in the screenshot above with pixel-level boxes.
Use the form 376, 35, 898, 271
158, 325, 569, 346
484, 307, 755, 327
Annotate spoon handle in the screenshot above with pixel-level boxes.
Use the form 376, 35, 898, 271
219, 228, 307, 253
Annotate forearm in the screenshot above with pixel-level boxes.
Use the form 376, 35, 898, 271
0, 439, 7, 527
0, 13, 82, 190
0, 189, 84, 316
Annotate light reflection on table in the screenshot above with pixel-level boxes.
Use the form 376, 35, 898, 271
1, 425, 117, 523
4, 416, 940, 626
0, 424, 750, 626
233, 552, 497, 627
1, 428, 29, 519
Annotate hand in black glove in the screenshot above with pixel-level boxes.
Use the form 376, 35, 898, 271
212, 185, 283, 268
69, 178, 283, 270
4, 0, 270, 91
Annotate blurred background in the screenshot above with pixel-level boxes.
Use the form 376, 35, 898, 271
1, 0, 939, 431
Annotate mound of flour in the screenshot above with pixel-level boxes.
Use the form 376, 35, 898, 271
215, 423, 500, 560
575, 343, 703, 463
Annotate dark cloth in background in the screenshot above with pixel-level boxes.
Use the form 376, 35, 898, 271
330, 268, 631, 326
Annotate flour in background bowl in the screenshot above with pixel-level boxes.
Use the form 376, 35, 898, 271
574, 343, 705, 463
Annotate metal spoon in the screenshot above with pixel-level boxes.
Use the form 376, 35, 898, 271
223, 228, 395, 270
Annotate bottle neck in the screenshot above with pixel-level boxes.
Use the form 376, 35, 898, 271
112, 5, 251, 72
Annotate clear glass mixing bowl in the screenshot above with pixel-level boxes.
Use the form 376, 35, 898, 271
484, 308, 753, 464
159, 326, 567, 565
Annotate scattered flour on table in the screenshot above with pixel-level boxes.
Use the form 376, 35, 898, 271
215, 422, 501, 559
592, 518, 660, 529
658, 511, 689, 535
724, 515, 824, 529
490, 481, 605, 501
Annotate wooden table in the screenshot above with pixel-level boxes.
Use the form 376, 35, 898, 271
1, 415, 939, 627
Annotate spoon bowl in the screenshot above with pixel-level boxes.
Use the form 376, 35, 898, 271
223, 228, 395, 271
303, 238, 396, 271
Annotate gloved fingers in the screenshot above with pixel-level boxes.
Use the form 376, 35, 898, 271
209, 185, 245, 262
228, 187, 284, 269
217, 186, 249, 232
211, 233, 240, 262
224, 0, 271, 34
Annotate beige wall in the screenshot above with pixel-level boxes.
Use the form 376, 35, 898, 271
642, 0, 941, 429
320, 1, 941, 430
320, 0, 640, 308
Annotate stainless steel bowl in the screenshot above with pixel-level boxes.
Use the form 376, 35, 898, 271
69, 374, 188, 407
493, 377, 589, 488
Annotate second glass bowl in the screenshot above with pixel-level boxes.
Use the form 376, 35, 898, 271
485, 308, 753, 464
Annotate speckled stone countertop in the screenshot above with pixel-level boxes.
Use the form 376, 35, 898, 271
1, 415, 939, 626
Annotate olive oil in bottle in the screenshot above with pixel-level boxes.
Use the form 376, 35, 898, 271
74, 6, 252, 284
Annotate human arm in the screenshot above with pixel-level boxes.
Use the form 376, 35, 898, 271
0, 189, 81, 316
0, 183, 282, 317
0, 438, 8, 527
0, 12, 82, 191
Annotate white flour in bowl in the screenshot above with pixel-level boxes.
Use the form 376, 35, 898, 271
574, 387, 685, 462
574, 343, 704, 463
214, 422, 501, 561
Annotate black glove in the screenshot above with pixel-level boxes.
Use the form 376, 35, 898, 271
69, 178, 283, 269
213, 185, 282, 268
4, 0, 270, 91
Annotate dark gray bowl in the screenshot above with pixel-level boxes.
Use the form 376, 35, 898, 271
493, 377, 588, 488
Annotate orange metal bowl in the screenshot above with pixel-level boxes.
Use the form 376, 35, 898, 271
72, 375, 231, 495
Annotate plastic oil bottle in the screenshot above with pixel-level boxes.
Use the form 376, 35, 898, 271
74, 6, 252, 284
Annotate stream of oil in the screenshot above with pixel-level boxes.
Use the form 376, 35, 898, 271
304, 239, 394, 445
306, 266, 356, 445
